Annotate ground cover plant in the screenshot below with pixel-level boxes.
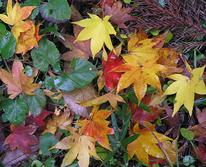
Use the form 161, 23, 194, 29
1, 0, 206, 167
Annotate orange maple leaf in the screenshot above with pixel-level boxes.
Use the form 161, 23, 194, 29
0, 59, 40, 99
78, 107, 114, 150
16, 20, 42, 55
127, 122, 172, 164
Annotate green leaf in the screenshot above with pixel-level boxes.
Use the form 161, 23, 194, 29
123, 0, 132, 4
54, 59, 97, 92
165, 31, 173, 43
0, 23, 16, 59
121, 134, 139, 147
40, 0, 71, 23
31, 38, 60, 72
39, 133, 58, 156
23, 0, 41, 19
180, 128, 194, 141
111, 113, 120, 141
1, 96, 29, 124
26, 89, 46, 116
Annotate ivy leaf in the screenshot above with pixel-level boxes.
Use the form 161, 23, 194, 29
54, 59, 97, 92
26, 89, 46, 116
1, 96, 29, 124
31, 39, 60, 72
40, 133, 58, 156
0, 23, 16, 59
40, 0, 71, 23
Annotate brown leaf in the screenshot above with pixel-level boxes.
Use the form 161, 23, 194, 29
2, 145, 38, 167
60, 26, 91, 61
44, 111, 73, 134
104, 1, 135, 28
63, 85, 97, 117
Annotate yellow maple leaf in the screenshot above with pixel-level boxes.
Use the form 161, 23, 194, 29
0, 0, 35, 39
164, 65, 206, 116
127, 122, 172, 164
44, 111, 73, 134
80, 92, 125, 108
78, 106, 114, 150
16, 20, 41, 55
53, 128, 100, 167
0, 59, 40, 99
73, 14, 116, 57
125, 31, 165, 63
114, 55, 166, 102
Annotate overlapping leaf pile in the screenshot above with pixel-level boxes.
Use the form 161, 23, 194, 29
0, 0, 206, 167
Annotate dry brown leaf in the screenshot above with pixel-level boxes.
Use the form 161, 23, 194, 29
63, 85, 97, 117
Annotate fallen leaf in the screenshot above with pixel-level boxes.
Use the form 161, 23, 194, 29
0, 59, 40, 99
60, 26, 91, 61
4, 125, 38, 153
44, 111, 73, 134
2, 145, 38, 167
0, 0, 35, 39
26, 110, 51, 130
80, 92, 125, 108
99, 0, 115, 8
196, 144, 206, 165
164, 65, 206, 116
16, 20, 41, 55
102, 51, 124, 90
114, 55, 166, 102
78, 107, 114, 150
53, 129, 100, 167
63, 85, 97, 117
127, 122, 172, 164
130, 95, 162, 123
104, 1, 135, 28
73, 14, 116, 57
162, 140, 177, 164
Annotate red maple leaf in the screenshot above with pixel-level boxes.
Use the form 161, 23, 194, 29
104, 1, 135, 28
4, 125, 38, 153
102, 51, 123, 90
26, 110, 51, 130
99, 0, 115, 8
130, 96, 161, 123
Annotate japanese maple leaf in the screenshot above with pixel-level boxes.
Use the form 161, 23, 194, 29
102, 51, 124, 90
0, 0, 35, 39
4, 125, 38, 153
80, 92, 125, 108
114, 55, 166, 102
99, 0, 115, 8
164, 65, 206, 116
73, 14, 116, 57
0, 59, 40, 99
26, 110, 51, 130
78, 107, 114, 150
44, 111, 73, 134
127, 122, 172, 164
61, 26, 91, 61
130, 95, 161, 123
104, 1, 135, 28
125, 32, 165, 63
53, 128, 100, 167
16, 20, 42, 55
